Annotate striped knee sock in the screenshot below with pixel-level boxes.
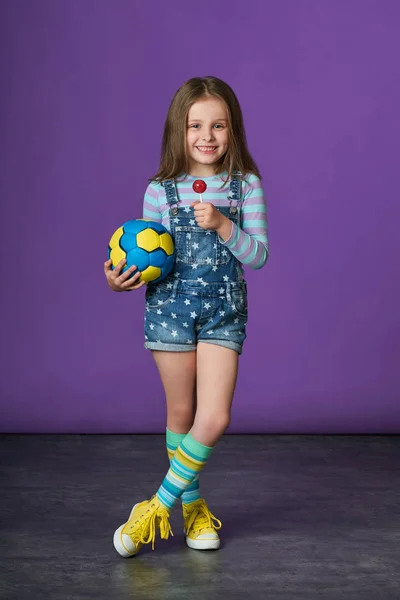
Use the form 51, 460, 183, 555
157, 433, 213, 510
166, 428, 201, 505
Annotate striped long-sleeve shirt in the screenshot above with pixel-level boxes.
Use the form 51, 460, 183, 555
142, 173, 269, 270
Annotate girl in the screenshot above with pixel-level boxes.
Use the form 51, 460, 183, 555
104, 76, 269, 556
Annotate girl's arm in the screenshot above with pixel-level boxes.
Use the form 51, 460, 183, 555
218, 175, 269, 269
143, 182, 163, 223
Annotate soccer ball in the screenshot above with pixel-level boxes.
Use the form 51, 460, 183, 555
108, 219, 175, 284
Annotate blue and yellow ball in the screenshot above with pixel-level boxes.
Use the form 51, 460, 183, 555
108, 219, 175, 284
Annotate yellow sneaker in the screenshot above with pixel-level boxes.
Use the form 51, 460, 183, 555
183, 498, 222, 550
113, 495, 173, 557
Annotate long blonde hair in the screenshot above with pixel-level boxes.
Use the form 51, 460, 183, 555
151, 76, 261, 183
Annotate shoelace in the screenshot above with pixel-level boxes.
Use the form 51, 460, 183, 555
127, 500, 173, 550
186, 500, 222, 535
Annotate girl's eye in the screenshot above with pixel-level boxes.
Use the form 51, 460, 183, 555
214, 124, 224, 129
190, 124, 200, 129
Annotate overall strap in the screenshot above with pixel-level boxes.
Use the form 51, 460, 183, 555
162, 179, 180, 215
228, 171, 242, 214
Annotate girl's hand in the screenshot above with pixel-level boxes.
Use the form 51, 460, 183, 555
191, 201, 226, 231
191, 201, 233, 241
104, 258, 146, 292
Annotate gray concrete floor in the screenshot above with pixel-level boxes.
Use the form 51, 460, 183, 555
0, 434, 399, 599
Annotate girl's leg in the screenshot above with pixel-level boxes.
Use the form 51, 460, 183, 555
156, 343, 238, 509
151, 350, 201, 503
176, 342, 238, 550
191, 342, 239, 446
151, 350, 197, 433
113, 350, 198, 557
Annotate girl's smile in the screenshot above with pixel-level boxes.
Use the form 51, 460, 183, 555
196, 146, 218, 153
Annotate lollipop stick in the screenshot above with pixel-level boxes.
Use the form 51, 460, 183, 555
199, 194, 203, 203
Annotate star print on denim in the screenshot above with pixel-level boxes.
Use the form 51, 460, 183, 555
143, 172, 249, 355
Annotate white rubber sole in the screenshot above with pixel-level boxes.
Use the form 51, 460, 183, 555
113, 503, 139, 557
186, 537, 220, 550
184, 529, 221, 550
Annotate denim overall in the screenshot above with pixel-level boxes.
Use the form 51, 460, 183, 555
144, 172, 248, 354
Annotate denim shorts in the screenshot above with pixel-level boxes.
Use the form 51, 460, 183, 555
144, 279, 248, 355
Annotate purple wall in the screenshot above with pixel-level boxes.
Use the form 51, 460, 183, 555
1, 0, 399, 433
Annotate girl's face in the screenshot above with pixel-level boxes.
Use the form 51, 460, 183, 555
186, 96, 229, 177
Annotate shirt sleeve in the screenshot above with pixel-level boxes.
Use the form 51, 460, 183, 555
142, 182, 162, 222
219, 175, 269, 269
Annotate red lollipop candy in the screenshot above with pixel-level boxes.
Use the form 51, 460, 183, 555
193, 180, 207, 194
192, 179, 207, 202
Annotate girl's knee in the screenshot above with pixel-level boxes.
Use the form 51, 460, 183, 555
167, 404, 195, 431
195, 412, 231, 440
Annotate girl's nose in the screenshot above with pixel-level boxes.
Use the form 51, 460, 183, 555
202, 129, 214, 142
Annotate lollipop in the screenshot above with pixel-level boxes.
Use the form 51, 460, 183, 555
192, 179, 207, 203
